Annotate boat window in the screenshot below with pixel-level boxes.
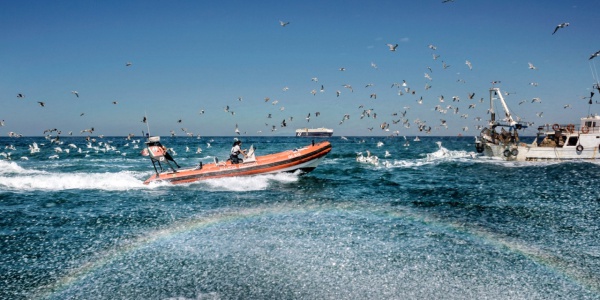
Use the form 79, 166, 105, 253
567, 136, 578, 146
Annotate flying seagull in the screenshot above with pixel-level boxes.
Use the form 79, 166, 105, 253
590, 50, 600, 60
279, 20, 290, 27
37, 101, 45, 107
552, 22, 569, 35
71, 91, 79, 97
386, 43, 398, 51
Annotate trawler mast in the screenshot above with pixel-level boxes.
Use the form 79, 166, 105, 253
489, 87, 517, 127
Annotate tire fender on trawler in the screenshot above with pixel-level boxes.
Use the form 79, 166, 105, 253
576, 145, 584, 152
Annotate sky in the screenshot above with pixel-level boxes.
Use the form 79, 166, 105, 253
1, 0, 599, 137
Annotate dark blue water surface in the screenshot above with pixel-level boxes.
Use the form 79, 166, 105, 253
0, 136, 599, 299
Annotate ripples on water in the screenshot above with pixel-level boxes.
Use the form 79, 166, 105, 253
0, 136, 599, 299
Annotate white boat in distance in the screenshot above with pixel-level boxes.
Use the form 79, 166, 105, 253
475, 85, 600, 161
295, 127, 333, 137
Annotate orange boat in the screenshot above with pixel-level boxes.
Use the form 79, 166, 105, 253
142, 137, 332, 185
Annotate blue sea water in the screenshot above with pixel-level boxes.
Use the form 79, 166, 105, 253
0, 136, 599, 300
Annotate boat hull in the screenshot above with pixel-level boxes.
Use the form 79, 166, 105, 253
144, 141, 332, 184
481, 142, 600, 161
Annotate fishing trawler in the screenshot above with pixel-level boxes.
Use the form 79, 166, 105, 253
142, 137, 332, 184
295, 127, 333, 137
475, 86, 600, 161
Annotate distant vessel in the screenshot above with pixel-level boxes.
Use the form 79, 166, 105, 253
295, 127, 333, 137
475, 85, 600, 161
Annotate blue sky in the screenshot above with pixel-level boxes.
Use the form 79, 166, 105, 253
1, 0, 599, 137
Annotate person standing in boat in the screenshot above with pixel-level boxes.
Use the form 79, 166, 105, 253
230, 140, 246, 164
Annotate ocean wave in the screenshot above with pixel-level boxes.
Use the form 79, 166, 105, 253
378, 141, 477, 168
189, 172, 300, 191
0, 168, 148, 191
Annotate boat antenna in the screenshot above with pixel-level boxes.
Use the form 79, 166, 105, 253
588, 61, 600, 117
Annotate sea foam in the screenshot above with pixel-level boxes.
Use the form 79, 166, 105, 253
0, 160, 147, 191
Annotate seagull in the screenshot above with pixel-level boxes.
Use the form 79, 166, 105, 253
37, 101, 45, 107
528, 62, 536, 70
590, 50, 600, 60
81, 127, 94, 134
465, 60, 472, 70
126, 62, 132, 67
71, 91, 79, 97
17, 93, 24, 98
563, 104, 572, 109
552, 22, 569, 35
442, 61, 450, 69
386, 43, 398, 51
279, 20, 290, 27
536, 112, 544, 118
532, 97, 541, 103
370, 62, 378, 69
339, 67, 346, 71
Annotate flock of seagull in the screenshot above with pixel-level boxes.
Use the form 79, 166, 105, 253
4, 16, 600, 141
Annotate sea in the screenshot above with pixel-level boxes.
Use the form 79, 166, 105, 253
0, 135, 599, 300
